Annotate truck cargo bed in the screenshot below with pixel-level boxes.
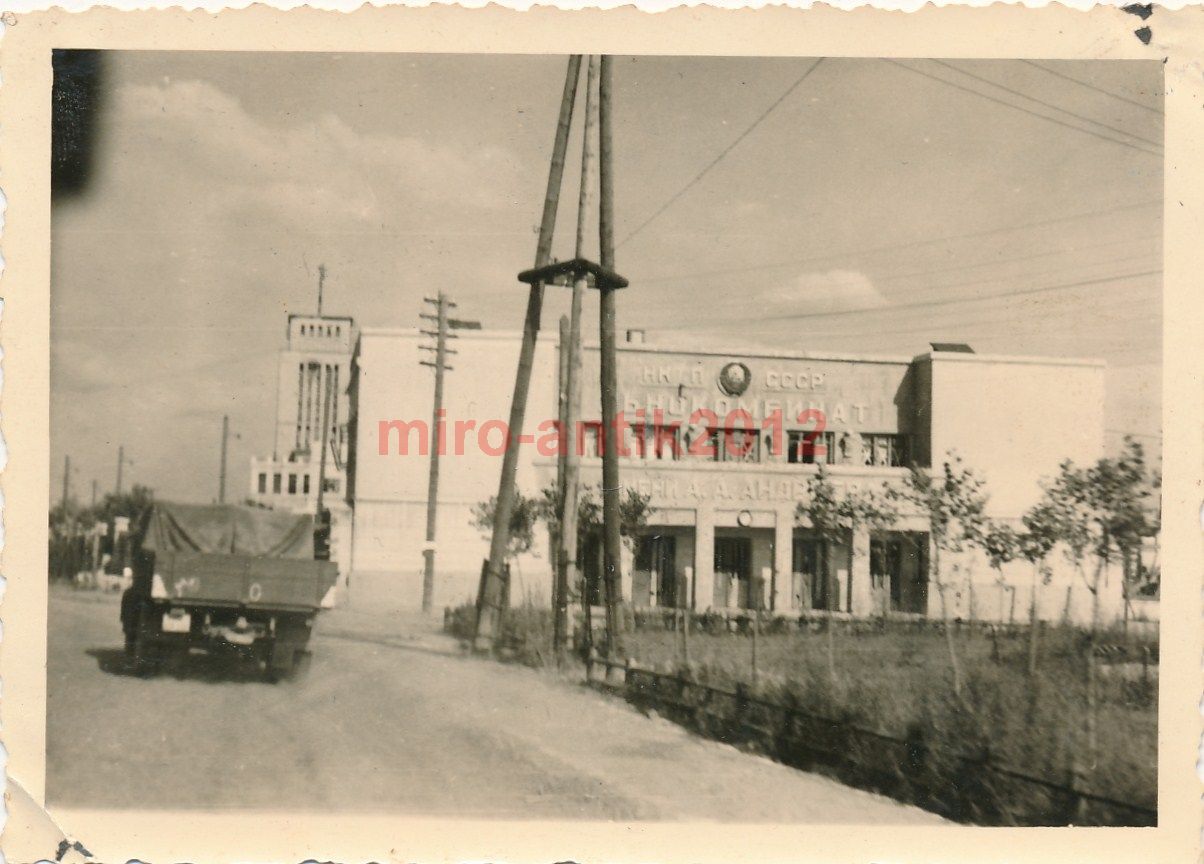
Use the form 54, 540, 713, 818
153, 551, 337, 612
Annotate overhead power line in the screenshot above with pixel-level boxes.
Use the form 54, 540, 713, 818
886, 59, 1161, 157
637, 198, 1162, 285
1022, 60, 1164, 116
930, 59, 1163, 151
772, 268, 1161, 322
879, 249, 1160, 301
618, 57, 825, 249
873, 232, 1161, 287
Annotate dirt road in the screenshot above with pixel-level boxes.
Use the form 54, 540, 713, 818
47, 588, 944, 822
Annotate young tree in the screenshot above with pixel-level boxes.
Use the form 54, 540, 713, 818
980, 521, 1019, 621
1039, 439, 1158, 770
796, 465, 898, 681
537, 483, 652, 630
890, 452, 989, 697
1018, 500, 1060, 675
473, 490, 541, 603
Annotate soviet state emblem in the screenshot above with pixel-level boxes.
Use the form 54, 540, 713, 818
717, 361, 751, 397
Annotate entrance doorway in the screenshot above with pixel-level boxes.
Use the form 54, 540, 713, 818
633, 535, 678, 607
714, 536, 753, 609
870, 532, 928, 614
793, 536, 839, 611
580, 532, 604, 607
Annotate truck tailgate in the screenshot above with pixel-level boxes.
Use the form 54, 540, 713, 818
156, 552, 337, 611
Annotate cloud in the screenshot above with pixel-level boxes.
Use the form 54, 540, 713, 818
758, 269, 888, 316
111, 78, 527, 233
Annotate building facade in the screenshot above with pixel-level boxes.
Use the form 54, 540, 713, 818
248, 313, 357, 574
345, 328, 1124, 624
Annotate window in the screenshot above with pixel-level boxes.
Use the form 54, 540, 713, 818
864, 434, 907, 467
630, 424, 681, 460
787, 430, 837, 465
323, 478, 340, 493
303, 474, 311, 495
688, 427, 760, 462
578, 421, 603, 458
272, 473, 282, 494
257, 473, 267, 494
722, 427, 760, 463
288, 474, 298, 495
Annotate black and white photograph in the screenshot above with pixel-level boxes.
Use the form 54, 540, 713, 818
21, 18, 1189, 857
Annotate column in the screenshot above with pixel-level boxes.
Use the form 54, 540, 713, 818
772, 504, 794, 613
693, 505, 714, 611
849, 524, 873, 616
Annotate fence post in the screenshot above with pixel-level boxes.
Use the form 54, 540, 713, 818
903, 723, 931, 809
733, 682, 750, 745
1065, 759, 1087, 825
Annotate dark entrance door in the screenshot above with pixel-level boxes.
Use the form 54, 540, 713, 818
793, 536, 840, 610
714, 536, 752, 608
633, 535, 678, 607
869, 532, 928, 613
792, 536, 825, 610
579, 532, 604, 607
870, 535, 902, 614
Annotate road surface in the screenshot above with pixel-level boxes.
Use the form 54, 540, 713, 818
47, 587, 944, 822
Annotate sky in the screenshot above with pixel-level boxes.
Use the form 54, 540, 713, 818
50, 52, 1164, 504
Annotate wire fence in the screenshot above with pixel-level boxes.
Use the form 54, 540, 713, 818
587, 655, 1157, 827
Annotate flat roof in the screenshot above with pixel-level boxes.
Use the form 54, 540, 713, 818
357, 327, 1104, 368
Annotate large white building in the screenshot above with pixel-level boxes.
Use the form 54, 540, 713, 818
341, 326, 1131, 625
248, 312, 356, 574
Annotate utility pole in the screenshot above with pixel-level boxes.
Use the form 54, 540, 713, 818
554, 315, 570, 657
61, 454, 71, 512
91, 479, 98, 509
474, 55, 583, 651
555, 54, 600, 662
218, 414, 230, 504
597, 54, 627, 674
419, 292, 456, 613
115, 445, 125, 495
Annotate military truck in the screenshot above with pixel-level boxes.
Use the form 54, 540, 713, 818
120, 502, 338, 681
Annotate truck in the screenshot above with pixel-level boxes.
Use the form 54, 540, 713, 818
120, 502, 339, 681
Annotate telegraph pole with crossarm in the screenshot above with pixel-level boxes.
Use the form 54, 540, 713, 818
419, 294, 480, 612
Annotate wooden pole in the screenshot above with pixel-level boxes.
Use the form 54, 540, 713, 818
421, 292, 451, 612
116, 445, 124, 495
218, 414, 229, 504
557, 54, 599, 665
553, 314, 570, 658
597, 54, 627, 676
474, 55, 583, 650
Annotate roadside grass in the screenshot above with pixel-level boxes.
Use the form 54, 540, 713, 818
446, 602, 1157, 817
626, 620, 1156, 811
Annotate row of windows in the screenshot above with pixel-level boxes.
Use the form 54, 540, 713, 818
579, 423, 908, 467
257, 472, 340, 496
299, 323, 344, 338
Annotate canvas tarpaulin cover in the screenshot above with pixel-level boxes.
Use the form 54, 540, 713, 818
140, 502, 314, 559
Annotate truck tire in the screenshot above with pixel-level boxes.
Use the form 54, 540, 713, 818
266, 642, 295, 683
